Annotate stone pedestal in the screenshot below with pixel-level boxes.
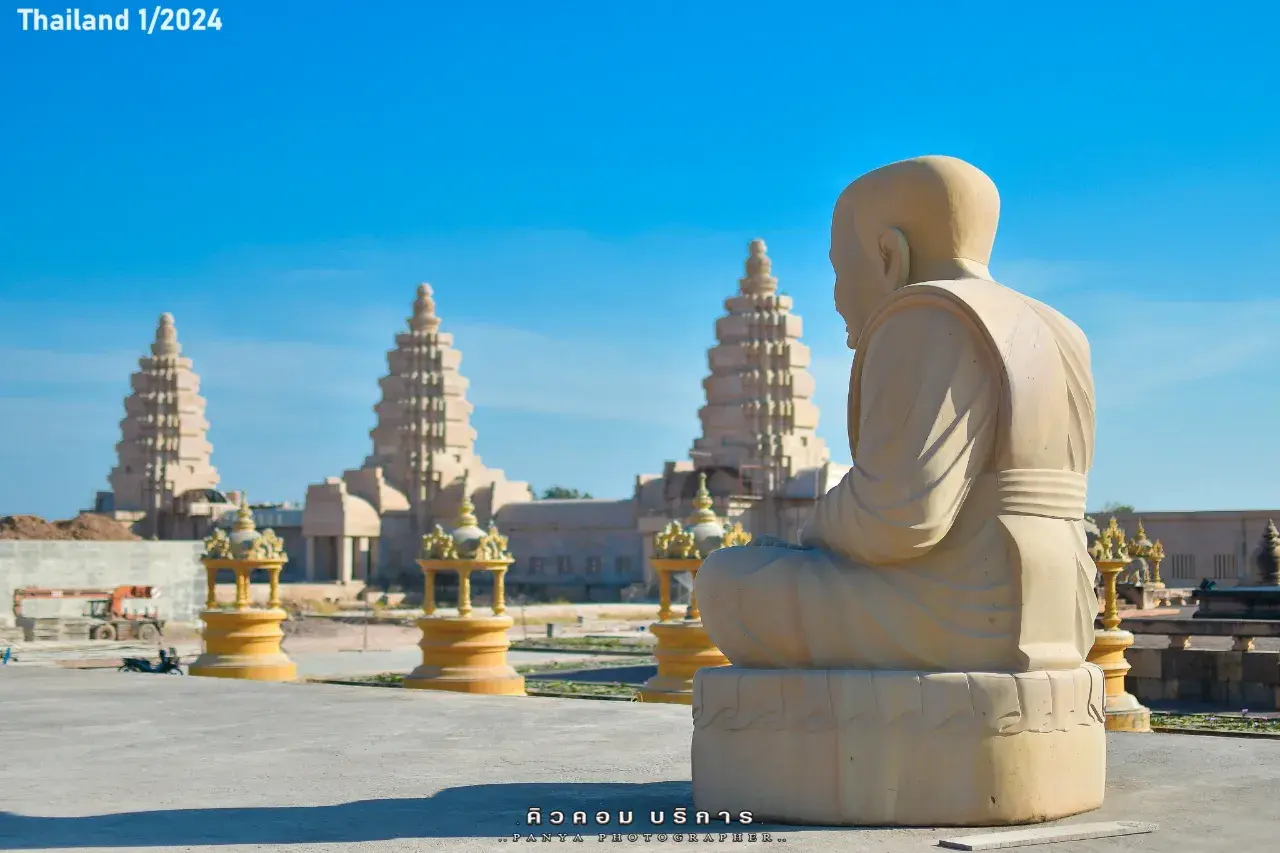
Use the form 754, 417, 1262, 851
1087, 628, 1151, 732
189, 608, 296, 681
691, 665, 1106, 827
403, 613, 525, 696
637, 620, 727, 705
1117, 582, 1157, 611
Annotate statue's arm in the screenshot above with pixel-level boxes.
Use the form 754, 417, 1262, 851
800, 305, 998, 564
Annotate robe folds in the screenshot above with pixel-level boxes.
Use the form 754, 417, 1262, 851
697, 278, 1099, 673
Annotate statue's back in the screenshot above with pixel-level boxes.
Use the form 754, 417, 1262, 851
870, 278, 1099, 670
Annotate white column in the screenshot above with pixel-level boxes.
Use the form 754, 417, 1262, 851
304, 537, 317, 581
337, 536, 353, 585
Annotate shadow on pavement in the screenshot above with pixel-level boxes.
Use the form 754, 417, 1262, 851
0, 781, 851, 846
524, 665, 656, 686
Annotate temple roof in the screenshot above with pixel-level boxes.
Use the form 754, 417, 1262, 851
107, 312, 219, 516
496, 498, 637, 530
151, 312, 181, 357
689, 239, 829, 491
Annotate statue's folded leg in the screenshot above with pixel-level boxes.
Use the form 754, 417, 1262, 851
697, 544, 841, 668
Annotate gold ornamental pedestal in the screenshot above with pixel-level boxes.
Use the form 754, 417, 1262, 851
637, 474, 748, 705
403, 493, 525, 696
641, 557, 728, 704
189, 498, 297, 682
1087, 517, 1151, 732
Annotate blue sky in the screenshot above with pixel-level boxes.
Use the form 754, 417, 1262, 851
2, 1, 1278, 518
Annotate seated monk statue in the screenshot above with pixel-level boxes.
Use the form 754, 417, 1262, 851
691, 156, 1107, 828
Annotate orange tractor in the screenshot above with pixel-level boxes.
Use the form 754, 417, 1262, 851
12, 585, 165, 642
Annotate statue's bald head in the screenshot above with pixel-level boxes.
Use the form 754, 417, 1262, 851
831, 156, 1001, 346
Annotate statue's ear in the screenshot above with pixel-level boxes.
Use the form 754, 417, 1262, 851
877, 228, 910, 290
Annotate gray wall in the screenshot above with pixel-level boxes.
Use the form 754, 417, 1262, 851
504, 528, 645, 602
0, 541, 206, 627
1099, 510, 1280, 588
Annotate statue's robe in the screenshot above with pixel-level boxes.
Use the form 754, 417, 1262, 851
697, 278, 1099, 673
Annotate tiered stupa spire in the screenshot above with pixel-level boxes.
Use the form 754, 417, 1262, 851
366, 284, 480, 539
108, 313, 219, 535
691, 239, 828, 496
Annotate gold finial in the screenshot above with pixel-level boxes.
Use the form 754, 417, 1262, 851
203, 527, 232, 560
420, 524, 459, 560
232, 494, 255, 533
245, 528, 287, 562
455, 477, 478, 529
1149, 539, 1165, 563
721, 521, 753, 548
1098, 516, 1130, 563
654, 519, 699, 560
688, 472, 718, 525
474, 522, 513, 562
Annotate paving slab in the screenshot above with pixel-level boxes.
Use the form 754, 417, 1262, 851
937, 821, 1159, 850
1, 667, 1277, 852
285, 648, 630, 679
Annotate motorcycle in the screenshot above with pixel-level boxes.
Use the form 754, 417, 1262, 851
119, 647, 184, 675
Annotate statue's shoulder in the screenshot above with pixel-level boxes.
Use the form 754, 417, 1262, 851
870, 278, 1020, 341
893, 278, 1025, 315
880, 278, 1085, 351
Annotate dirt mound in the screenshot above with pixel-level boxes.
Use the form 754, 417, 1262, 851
0, 513, 140, 541
0, 515, 60, 540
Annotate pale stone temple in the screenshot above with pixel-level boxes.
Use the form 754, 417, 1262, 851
95, 240, 1275, 600
96, 313, 232, 540
299, 282, 532, 588
94, 240, 849, 600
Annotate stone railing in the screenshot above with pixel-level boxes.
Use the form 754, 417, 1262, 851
1126, 645, 1280, 710
1119, 618, 1280, 710
1123, 618, 1280, 653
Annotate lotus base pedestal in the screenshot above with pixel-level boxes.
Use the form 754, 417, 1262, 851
637, 619, 727, 705
403, 614, 525, 696
189, 608, 297, 682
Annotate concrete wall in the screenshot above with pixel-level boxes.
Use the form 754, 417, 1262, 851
0, 541, 205, 627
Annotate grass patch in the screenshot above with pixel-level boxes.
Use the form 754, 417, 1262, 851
317, 672, 405, 687
1152, 713, 1280, 735
526, 680, 637, 701
510, 636, 653, 655
514, 658, 654, 675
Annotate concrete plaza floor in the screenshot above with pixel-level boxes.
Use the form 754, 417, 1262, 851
2, 668, 1278, 852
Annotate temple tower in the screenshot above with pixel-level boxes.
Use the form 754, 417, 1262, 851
365, 284, 481, 541
108, 313, 219, 538
690, 239, 829, 497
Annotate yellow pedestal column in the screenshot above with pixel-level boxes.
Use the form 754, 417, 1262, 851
189, 607, 297, 681
1088, 627, 1149, 731
404, 612, 525, 695
638, 558, 729, 705
405, 549, 525, 696
1088, 544, 1151, 732
639, 620, 728, 704
192, 522, 296, 682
